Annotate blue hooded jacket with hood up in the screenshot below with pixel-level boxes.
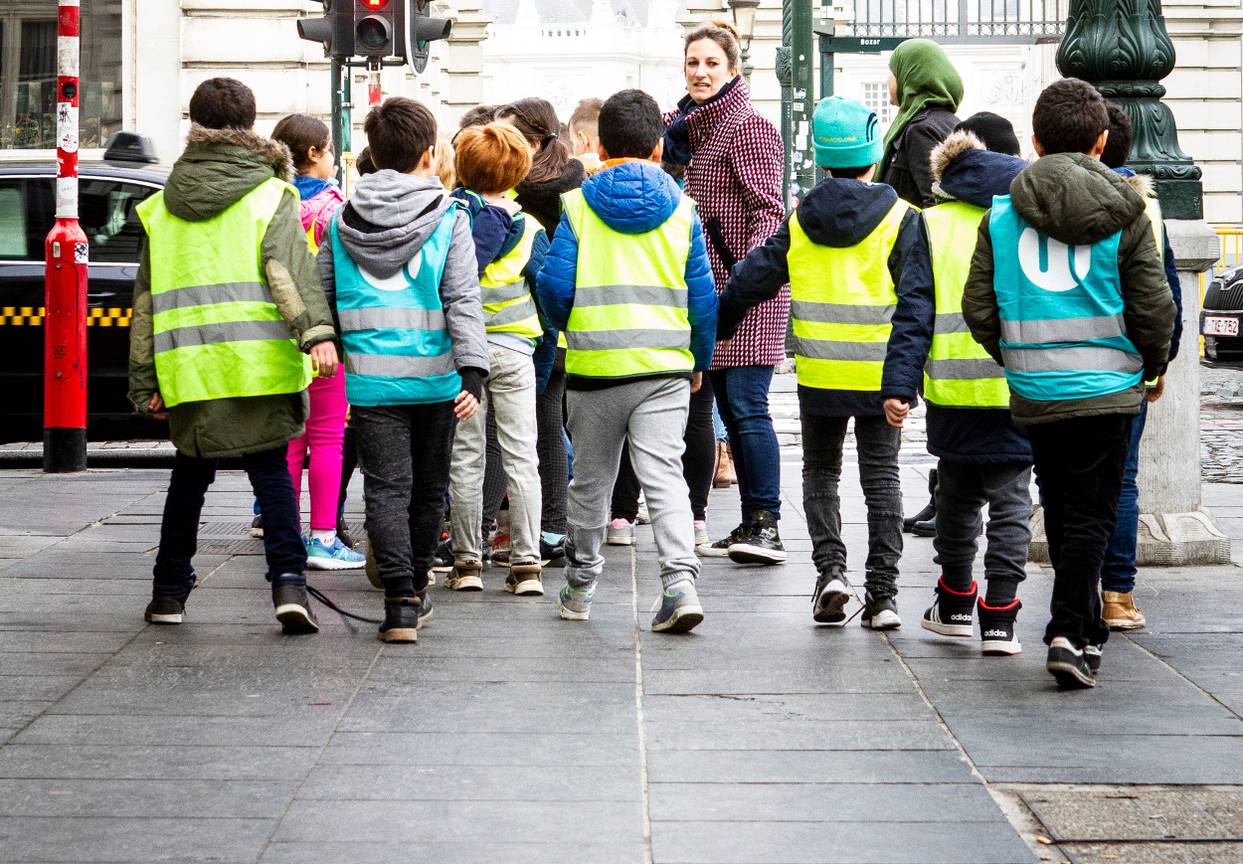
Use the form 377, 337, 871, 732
536, 161, 718, 389
881, 131, 1033, 464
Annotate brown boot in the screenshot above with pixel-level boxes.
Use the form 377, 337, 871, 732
506, 559, 544, 596
1103, 590, 1146, 630
713, 442, 736, 489
445, 559, 483, 592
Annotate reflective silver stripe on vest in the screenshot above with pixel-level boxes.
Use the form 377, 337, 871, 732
154, 320, 293, 353
574, 284, 689, 309
1001, 314, 1126, 345
152, 282, 271, 314
794, 338, 888, 362
481, 282, 532, 304
347, 352, 455, 378
488, 297, 539, 327
792, 300, 894, 325
339, 307, 446, 332
566, 329, 690, 351
1001, 345, 1143, 374
926, 357, 1005, 380
934, 312, 971, 334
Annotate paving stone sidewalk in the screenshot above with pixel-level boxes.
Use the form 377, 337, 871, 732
0, 452, 1241, 863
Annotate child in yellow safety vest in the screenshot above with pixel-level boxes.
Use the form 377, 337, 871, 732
719, 95, 921, 630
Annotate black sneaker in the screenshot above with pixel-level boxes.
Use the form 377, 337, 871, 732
978, 598, 1022, 656
812, 571, 850, 625
540, 536, 566, 568
431, 538, 454, 573
727, 511, 787, 565
249, 514, 264, 538
699, 521, 752, 558
1046, 636, 1096, 689
921, 578, 977, 638
903, 468, 937, 533
378, 592, 433, 643
1084, 643, 1102, 675
861, 592, 902, 630
144, 595, 185, 625
272, 582, 319, 635
336, 515, 355, 550
911, 517, 937, 538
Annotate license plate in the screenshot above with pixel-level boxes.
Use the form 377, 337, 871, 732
1204, 316, 1240, 337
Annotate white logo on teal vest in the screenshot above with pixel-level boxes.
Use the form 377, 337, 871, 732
1017, 228, 1092, 294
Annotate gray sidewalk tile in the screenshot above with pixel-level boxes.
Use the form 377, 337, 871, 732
319, 731, 640, 767
0, 815, 274, 863
296, 763, 642, 801
0, 777, 295, 818
260, 840, 647, 864
14, 713, 345, 747
0, 743, 320, 780
644, 719, 953, 752
646, 749, 975, 784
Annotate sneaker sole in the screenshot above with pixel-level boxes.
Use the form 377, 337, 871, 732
606, 536, 634, 547
696, 545, 733, 558
430, 563, 454, 573
381, 627, 418, 643
445, 575, 484, 591
921, 619, 974, 638
727, 544, 787, 565
862, 611, 902, 630
652, 604, 704, 633
982, 640, 1022, 656
813, 588, 850, 625
910, 526, 937, 538
506, 580, 545, 596
249, 529, 264, 538
557, 601, 591, 621
1105, 619, 1146, 631
275, 604, 319, 635
1047, 660, 1096, 688
145, 612, 183, 625
306, 556, 366, 571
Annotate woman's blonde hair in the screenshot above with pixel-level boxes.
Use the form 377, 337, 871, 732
431, 133, 457, 189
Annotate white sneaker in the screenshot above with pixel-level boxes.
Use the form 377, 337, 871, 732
606, 518, 635, 546
693, 520, 710, 548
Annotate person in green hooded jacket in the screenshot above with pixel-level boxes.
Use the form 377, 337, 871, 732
878, 38, 964, 207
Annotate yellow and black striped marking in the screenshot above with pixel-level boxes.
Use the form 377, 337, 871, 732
0, 307, 132, 327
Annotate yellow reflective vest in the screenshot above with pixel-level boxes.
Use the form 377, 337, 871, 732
922, 200, 1010, 409
789, 199, 911, 392
481, 214, 544, 342
136, 177, 312, 408
560, 189, 696, 378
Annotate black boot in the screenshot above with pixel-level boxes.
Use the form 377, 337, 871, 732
903, 468, 937, 533
727, 510, 787, 565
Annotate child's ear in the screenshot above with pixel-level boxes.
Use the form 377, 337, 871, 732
649, 138, 665, 164
418, 146, 435, 172
1031, 135, 1046, 158
596, 140, 609, 162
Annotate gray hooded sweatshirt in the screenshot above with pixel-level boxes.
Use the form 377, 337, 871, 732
317, 170, 490, 385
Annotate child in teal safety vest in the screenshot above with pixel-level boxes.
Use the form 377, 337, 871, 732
536, 88, 718, 633
444, 121, 551, 596
962, 78, 1175, 689
720, 95, 921, 631
318, 97, 490, 644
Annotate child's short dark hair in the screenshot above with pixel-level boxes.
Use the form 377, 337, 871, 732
189, 78, 256, 130
272, 113, 330, 172
364, 97, 437, 173
827, 165, 872, 180
1032, 78, 1109, 156
459, 104, 497, 130
598, 89, 663, 160
355, 147, 376, 176
1101, 102, 1133, 170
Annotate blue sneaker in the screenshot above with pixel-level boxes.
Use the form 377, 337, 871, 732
557, 582, 595, 621
306, 535, 366, 571
651, 580, 704, 633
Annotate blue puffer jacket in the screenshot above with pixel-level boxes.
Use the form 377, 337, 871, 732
536, 160, 718, 388
882, 134, 1033, 464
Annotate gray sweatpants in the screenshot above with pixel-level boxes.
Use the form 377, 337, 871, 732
565, 377, 699, 590
933, 460, 1033, 606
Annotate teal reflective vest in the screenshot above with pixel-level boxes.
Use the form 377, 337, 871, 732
990, 195, 1143, 402
332, 207, 461, 406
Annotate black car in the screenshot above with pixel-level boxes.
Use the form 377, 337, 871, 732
1202, 263, 1243, 368
0, 134, 169, 442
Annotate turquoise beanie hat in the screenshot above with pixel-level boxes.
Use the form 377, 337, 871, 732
812, 96, 883, 169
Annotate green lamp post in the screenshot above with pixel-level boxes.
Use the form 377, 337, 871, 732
1057, 0, 1203, 219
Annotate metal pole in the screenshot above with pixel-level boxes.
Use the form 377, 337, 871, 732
43, 0, 88, 473
791, 0, 815, 199
331, 58, 346, 184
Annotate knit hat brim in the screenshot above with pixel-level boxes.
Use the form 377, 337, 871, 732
814, 136, 883, 170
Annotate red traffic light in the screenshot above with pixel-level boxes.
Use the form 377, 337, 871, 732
361, 0, 389, 7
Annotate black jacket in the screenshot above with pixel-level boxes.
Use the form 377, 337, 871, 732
881, 106, 960, 207
514, 159, 587, 240
881, 133, 1032, 464
720, 176, 921, 417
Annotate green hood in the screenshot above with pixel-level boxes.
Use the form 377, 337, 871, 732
879, 39, 963, 176
163, 125, 294, 222
1009, 153, 1144, 246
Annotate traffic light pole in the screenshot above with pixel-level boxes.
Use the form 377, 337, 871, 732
330, 58, 352, 184
44, 0, 88, 473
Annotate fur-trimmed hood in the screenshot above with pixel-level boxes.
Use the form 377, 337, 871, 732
163, 124, 295, 222
929, 130, 1027, 209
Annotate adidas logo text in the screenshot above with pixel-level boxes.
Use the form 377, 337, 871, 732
982, 629, 1010, 638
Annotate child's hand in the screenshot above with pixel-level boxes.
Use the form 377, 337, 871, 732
310, 341, 339, 378
1146, 376, 1165, 403
691, 372, 703, 393
147, 393, 167, 421
454, 390, 480, 420
883, 398, 909, 429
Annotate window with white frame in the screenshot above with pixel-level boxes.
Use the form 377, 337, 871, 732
862, 81, 894, 128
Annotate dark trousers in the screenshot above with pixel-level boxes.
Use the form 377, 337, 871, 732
710, 365, 781, 519
337, 424, 358, 517
933, 460, 1033, 606
801, 414, 903, 598
1028, 414, 1133, 649
154, 447, 306, 600
353, 402, 456, 597
1101, 400, 1148, 593
610, 376, 715, 522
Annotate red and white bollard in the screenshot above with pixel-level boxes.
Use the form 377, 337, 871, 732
368, 62, 383, 106
43, 0, 88, 472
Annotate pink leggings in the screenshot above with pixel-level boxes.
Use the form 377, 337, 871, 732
287, 374, 349, 532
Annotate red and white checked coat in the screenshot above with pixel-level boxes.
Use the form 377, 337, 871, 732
677, 79, 789, 368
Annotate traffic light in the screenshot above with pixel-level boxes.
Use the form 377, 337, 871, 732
355, 0, 398, 58
404, 0, 453, 73
296, 0, 353, 58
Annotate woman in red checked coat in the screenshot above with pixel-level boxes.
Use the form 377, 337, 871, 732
664, 20, 789, 564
